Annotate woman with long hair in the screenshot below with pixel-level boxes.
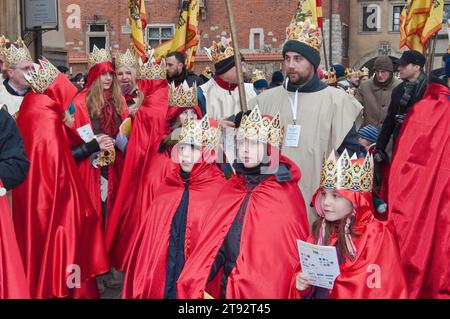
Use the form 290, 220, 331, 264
70, 45, 129, 225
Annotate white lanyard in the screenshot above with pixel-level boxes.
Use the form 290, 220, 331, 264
285, 80, 299, 125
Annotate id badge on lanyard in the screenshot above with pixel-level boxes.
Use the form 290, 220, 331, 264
285, 91, 301, 148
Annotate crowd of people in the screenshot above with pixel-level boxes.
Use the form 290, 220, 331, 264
0, 15, 449, 300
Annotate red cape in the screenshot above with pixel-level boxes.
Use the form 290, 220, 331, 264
71, 89, 129, 225
12, 75, 109, 298
105, 79, 168, 270
388, 83, 450, 298
0, 181, 30, 298
123, 158, 226, 298
105, 104, 202, 271
177, 155, 310, 299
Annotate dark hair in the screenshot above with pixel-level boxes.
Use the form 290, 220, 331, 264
71, 73, 85, 82
167, 51, 186, 65
311, 215, 359, 260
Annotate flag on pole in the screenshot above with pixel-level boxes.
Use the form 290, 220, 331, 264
292, 0, 323, 28
128, 0, 148, 59
154, 0, 200, 69
421, 0, 444, 44
400, 0, 444, 53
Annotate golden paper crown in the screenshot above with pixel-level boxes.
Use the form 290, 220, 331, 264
251, 69, 266, 83
201, 66, 213, 79
178, 115, 220, 150
0, 35, 9, 61
359, 67, 369, 78
169, 81, 198, 107
286, 18, 321, 52
204, 37, 234, 64
1, 38, 32, 67
137, 48, 166, 80
115, 48, 138, 69
97, 148, 116, 167
345, 67, 359, 77
320, 150, 374, 193
88, 45, 112, 68
24, 58, 60, 93
324, 69, 337, 84
237, 106, 284, 147
345, 87, 356, 96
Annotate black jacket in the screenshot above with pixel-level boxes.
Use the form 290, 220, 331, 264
377, 73, 427, 152
0, 108, 29, 190
168, 69, 204, 88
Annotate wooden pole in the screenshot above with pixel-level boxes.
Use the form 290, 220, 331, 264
224, 0, 247, 112
427, 34, 438, 77
320, 26, 329, 70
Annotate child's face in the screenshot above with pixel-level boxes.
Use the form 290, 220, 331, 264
358, 137, 372, 148
320, 188, 353, 222
178, 143, 202, 173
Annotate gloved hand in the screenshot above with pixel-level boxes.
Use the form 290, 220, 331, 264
115, 133, 129, 153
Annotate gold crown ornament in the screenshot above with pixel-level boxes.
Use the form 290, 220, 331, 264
359, 67, 369, 78
97, 148, 116, 167
136, 47, 166, 80
88, 45, 112, 68
323, 69, 337, 85
345, 87, 356, 96
1, 37, 32, 67
237, 106, 284, 147
24, 58, 60, 93
0, 35, 9, 61
286, 18, 322, 52
204, 37, 234, 64
320, 150, 374, 193
168, 81, 198, 107
251, 69, 267, 83
115, 48, 138, 69
178, 115, 220, 150
201, 66, 213, 80
345, 67, 359, 78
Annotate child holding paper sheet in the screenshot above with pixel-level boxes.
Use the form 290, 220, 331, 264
293, 150, 408, 299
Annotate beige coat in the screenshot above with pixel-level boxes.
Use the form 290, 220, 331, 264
0, 81, 24, 117
249, 86, 362, 223
200, 78, 256, 120
355, 78, 401, 130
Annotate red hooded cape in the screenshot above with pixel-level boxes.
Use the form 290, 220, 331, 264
104, 104, 202, 271
176, 155, 310, 299
105, 79, 168, 270
12, 75, 109, 298
70, 62, 129, 223
0, 181, 30, 298
122, 155, 226, 298
388, 83, 450, 299
291, 188, 408, 299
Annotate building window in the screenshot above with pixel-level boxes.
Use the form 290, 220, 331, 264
392, 5, 404, 32
86, 23, 108, 52
361, 4, 381, 32
146, 24, 175, 48
444, 3, 450, 22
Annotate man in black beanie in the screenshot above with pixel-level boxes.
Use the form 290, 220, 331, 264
248, 19, 362, 222
197, 37, 256, 119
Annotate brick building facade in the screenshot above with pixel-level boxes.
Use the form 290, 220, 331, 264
51, 0, 351, 76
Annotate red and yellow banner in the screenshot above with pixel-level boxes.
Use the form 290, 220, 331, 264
400, 0, 444, 53
292, 0, 323, 28
128, 0, 148, 58
154, 0, 200, 69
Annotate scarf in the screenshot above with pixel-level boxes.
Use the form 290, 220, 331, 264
99, 90, 120, 137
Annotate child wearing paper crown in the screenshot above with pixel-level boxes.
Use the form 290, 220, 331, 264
292, 150, 408, 299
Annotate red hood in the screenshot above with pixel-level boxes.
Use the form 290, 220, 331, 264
86, 62, 115, 88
